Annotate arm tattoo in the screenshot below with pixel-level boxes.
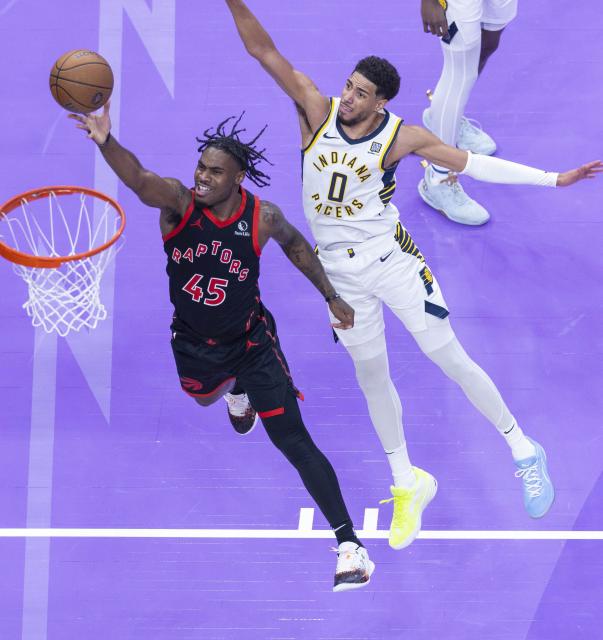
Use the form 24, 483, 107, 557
283, 234, 336, 298
161, 179, 190, 225
262, 201, 335, 298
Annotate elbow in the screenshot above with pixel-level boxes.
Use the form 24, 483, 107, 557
127, 174, 145, 194
245, 43, 263, 59
247, 42, 276, 62
128, 169, 151, 198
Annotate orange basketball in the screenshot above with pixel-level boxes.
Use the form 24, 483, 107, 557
49, 49, 114, 114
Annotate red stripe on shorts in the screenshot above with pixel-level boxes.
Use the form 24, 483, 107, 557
258, 407, 285, 419
182, 376, 235, 398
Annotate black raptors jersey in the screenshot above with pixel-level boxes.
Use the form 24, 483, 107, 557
163, 187, 262, 341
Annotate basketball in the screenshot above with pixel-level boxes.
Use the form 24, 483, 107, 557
49, 49, 114, 114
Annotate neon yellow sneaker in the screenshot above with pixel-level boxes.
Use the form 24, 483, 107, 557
380, 466, 438, 550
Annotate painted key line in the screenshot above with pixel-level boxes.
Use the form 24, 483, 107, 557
1, 508, 602, 540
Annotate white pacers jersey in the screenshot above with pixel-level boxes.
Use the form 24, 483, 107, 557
302, 97, 404, 250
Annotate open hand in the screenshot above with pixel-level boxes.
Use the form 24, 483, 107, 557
329, 297, 355, 330
68, 100, 111, 145
557, 160, 603, 187
421, 0, 449, 38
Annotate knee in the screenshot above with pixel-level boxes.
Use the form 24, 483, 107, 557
354, 362, 391, 394
480, 41, 499, 61
193, 396, 214, 407
439, 357, 471, 382
425, 338, 476, 382
263, 400, 314, 455
480, 31, 502, 60
442, 48, 479, 88
266, 419, 316, 464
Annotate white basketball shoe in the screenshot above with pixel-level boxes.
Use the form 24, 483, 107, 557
423, 108, 497, 156
332, 542, 375, 592
418, 166, 490, 226
224, 392, 258, 435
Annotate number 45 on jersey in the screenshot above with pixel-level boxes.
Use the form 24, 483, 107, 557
183, 275, 228, 306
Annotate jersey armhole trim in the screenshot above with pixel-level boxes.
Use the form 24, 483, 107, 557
302, 97, 335, 154
162, 191, 195, 243
380, 118, 404, 172
252, 196, 262, 257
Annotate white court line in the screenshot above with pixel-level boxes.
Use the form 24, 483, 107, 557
1, 528, 601, 541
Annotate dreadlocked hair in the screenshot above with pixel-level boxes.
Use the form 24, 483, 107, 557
196, 113, 273, 188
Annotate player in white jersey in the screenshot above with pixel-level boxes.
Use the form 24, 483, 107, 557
224, 0, 602, 550
419, 0, 518, 224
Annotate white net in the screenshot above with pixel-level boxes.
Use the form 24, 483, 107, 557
0, 190, 124, 337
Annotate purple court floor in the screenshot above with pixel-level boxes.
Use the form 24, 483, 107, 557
1, 1, 602, 639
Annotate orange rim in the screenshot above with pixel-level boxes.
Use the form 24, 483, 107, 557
0, 185, 126, 268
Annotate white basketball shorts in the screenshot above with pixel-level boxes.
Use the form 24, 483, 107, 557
445, 0, 518, 51
318, 227, 452, 348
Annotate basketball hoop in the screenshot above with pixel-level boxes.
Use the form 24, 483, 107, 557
0, 186, 125, 337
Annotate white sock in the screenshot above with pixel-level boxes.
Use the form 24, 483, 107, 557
502, 421, 536, 461
426, 165, 451, 186
386, 445, 416, 488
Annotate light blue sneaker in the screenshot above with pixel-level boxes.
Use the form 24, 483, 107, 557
514, 438, 555, 518
422, 107, 497, 156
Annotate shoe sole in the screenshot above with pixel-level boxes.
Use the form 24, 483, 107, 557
526, 441, 555, 519
235, 412, 259, 436
417, 180, 489, 226
389, 477, 438, 551
332, 560, 376, 593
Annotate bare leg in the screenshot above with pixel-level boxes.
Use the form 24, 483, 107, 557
478, 27, 505, 75
193, 378, 236, 407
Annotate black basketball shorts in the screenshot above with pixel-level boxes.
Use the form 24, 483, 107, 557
170, 306, 301, 419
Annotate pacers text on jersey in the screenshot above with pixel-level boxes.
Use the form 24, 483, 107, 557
310, 152, 372, 217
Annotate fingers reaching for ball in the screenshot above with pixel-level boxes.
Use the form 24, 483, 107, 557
67, 110, 111, 145
68, 113, 92, 137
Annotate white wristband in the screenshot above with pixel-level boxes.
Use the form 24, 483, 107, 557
461, 151, 558, 187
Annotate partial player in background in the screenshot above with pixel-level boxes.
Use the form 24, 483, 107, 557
418, 0, 517, 224
68, 102, 375, 592
224, 0, 602, 551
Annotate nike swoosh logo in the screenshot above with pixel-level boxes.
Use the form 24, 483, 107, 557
323, 133, 339, 139
380, 250, 394, 262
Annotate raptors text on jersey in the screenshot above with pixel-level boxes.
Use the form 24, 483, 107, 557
163, 188, 262, 340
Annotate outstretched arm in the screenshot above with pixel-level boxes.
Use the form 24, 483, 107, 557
388, 125, 603, 187
258, 200, 354, 329
224, 0, 329, 131
69, 102, 190, 212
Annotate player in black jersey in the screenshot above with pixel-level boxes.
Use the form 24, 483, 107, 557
69, 102, 375, 592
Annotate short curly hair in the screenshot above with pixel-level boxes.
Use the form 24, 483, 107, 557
353, 56, 400, 101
